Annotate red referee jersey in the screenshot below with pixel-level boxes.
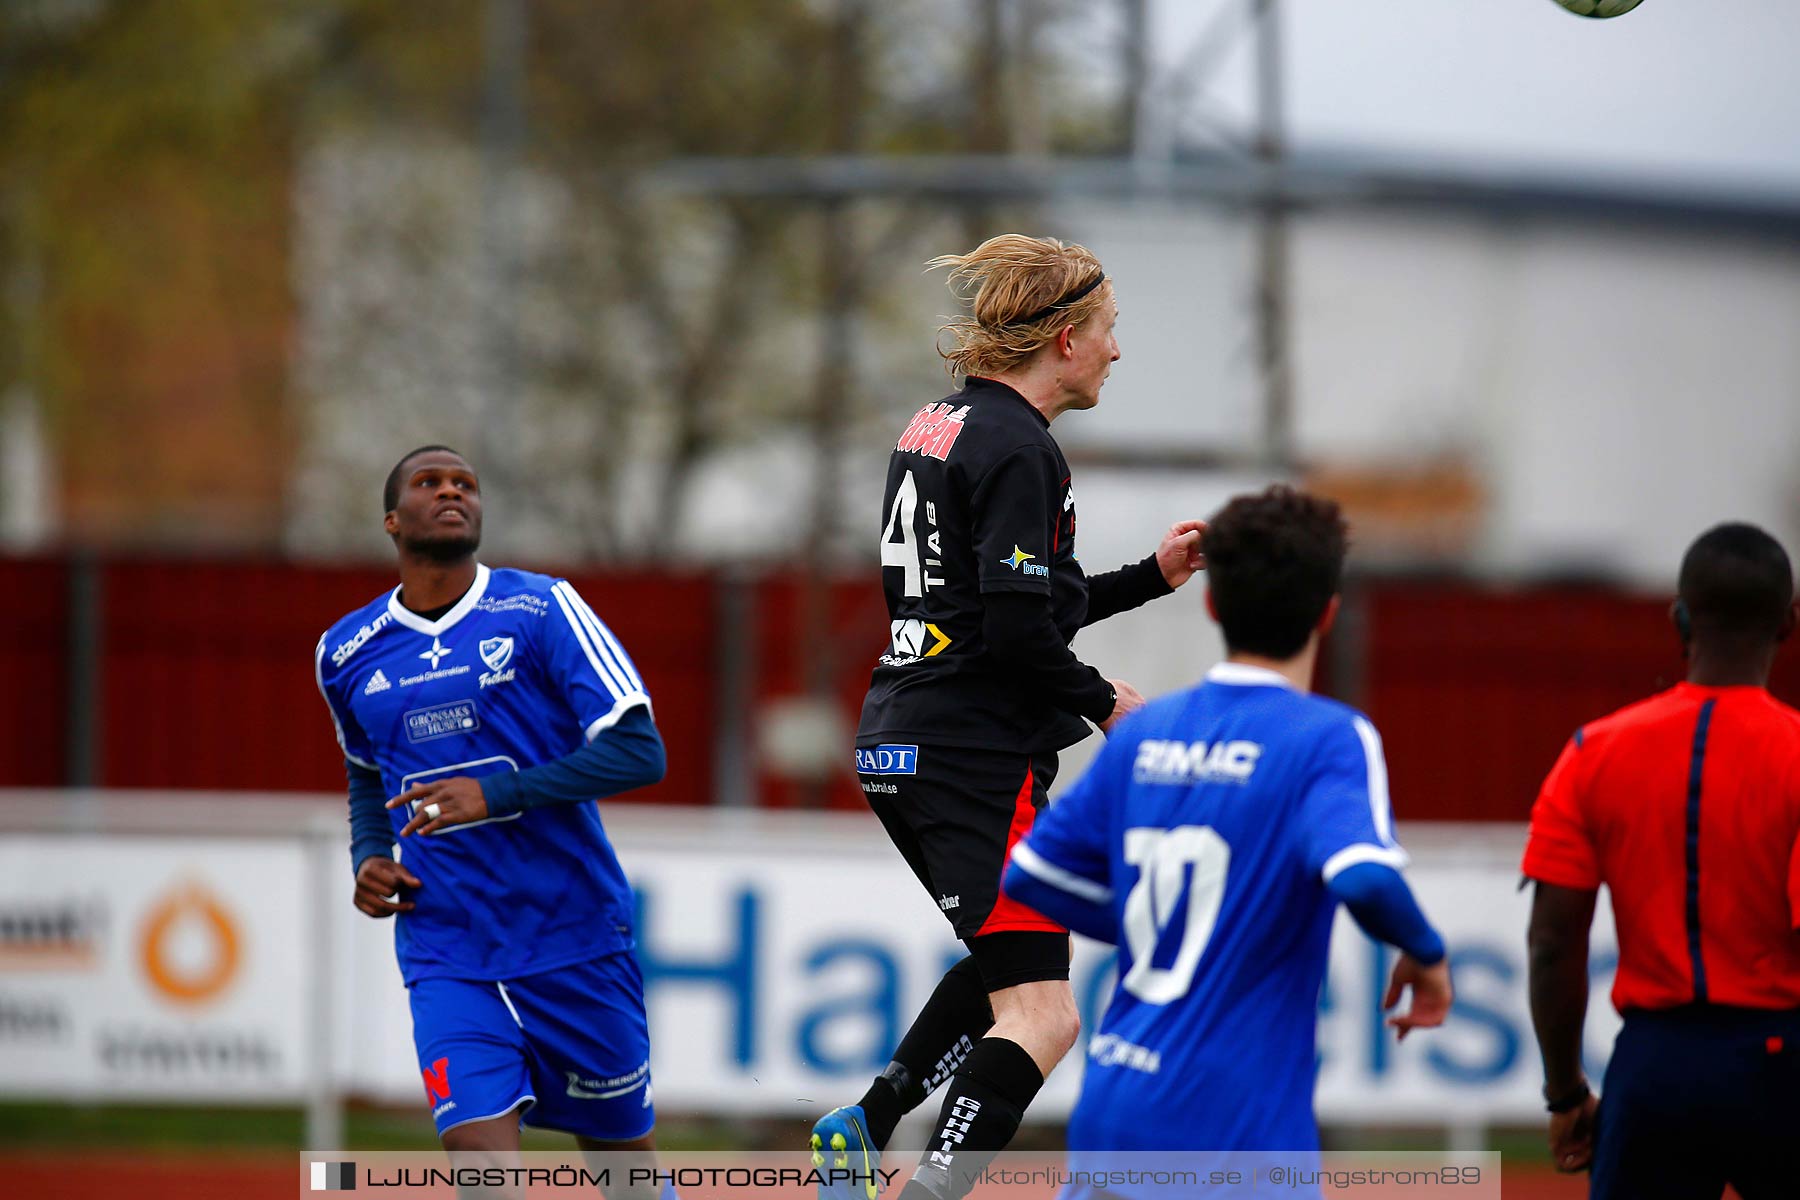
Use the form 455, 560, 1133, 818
1522, 682, 1800, 1012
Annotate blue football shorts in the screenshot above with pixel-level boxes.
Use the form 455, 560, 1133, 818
408, 950, 655, 1141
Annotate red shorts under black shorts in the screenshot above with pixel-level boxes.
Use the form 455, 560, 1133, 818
858, 742, 1066, 948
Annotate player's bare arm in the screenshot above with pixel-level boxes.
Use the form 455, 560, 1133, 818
1547, 1091, 1600, 1176
1527, 880, 1599, 1171
389, 776, 489, 837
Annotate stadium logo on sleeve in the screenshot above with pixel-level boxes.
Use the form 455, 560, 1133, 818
331, 613, 392, 667
855, 745, 919, 775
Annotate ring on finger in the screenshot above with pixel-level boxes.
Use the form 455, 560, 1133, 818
423, 802, 442, 821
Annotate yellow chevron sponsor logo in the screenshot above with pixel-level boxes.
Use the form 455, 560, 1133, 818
887, 619, 953, 660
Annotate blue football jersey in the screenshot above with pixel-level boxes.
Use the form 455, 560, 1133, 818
314, 564, 653, 984
1011, 663, 1408, 1153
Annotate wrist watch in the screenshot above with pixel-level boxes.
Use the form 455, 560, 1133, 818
1544, 1080, 1591, 1113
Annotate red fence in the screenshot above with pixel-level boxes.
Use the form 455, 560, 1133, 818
3, 557, 72, 788
0, 558, 722, 808
1357, 581, 1799, 822
3, 556, 1796, 821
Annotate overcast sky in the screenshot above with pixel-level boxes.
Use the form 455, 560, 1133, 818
1157, 0, 1800, 193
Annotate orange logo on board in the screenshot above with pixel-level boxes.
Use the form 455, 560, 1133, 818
138, 883, 241, 1006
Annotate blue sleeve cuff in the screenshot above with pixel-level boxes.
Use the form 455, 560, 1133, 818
483, 705, 665, 818
1002, 859, 1116, 944
1328, 861, 1445, 965
482, 768, 524, 816
346, 760, 393, 877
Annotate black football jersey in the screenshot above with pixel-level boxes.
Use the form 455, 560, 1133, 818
856, 377, 1101, 753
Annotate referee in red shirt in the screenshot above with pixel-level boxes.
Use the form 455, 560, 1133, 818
1524, 522, 1800, 1197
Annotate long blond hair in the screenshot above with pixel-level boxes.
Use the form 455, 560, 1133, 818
927, 234, 1109, 378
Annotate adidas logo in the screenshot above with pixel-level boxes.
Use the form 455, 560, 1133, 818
363, 669, 392, 695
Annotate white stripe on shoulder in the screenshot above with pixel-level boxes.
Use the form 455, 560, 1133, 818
1321, 842, 1412, 883
588, 606, 646, 693
1010, 842, 1113, 904
1351, 715, 1396, 845
313, 635, 377, 771
564, 585, 646, 694
584, 692, 653, 742
550, 582, 631, 698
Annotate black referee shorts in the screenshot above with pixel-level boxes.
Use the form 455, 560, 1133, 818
856, 742, 1068, 986
1590, 1004, 1800, 1200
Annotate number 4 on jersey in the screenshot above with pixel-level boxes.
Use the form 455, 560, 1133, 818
1121, 826, 1232, 1004
881, 469, 944, 597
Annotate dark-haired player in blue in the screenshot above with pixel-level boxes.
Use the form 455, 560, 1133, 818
314, 446, 674, 1199
1004, 486, 1452, 1194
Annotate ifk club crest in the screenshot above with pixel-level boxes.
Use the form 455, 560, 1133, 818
479, 637, 513, 672
478, 637, 517, 689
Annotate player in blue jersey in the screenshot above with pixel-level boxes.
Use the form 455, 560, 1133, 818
1003, 485, 1452, 1191
314, 446, 674, 1198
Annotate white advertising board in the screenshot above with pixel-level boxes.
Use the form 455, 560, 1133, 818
335, 814, 1620, 1127
0, 834, 317, 1101
0, 804, 1619, 1127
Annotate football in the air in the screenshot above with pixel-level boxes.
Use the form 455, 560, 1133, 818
1550, 0, 1644, 16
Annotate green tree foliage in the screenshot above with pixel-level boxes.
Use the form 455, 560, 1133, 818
0, 0, 1120, 554
0, 0, 329, 543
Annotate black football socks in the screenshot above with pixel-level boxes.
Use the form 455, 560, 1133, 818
856, 955, 992, 1148
899, 1035, 1044, 1200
